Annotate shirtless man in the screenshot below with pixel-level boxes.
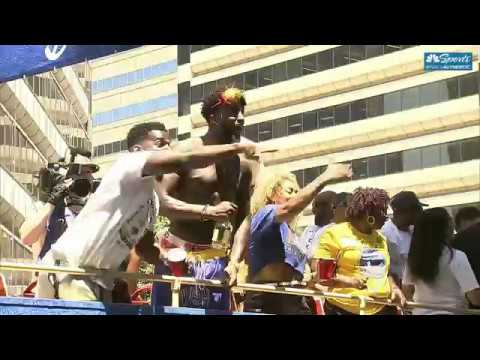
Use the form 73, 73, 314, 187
154, 88, 260, 310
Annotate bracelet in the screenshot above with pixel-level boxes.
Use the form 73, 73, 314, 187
200, 204, 209, 222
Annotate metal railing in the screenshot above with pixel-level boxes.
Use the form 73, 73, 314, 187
0, 261, 479, 315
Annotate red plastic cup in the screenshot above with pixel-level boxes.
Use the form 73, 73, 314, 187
167, 248, 187, 277
317, 258, 337, 281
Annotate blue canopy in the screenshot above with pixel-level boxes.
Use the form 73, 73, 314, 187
0, 45, 141, 83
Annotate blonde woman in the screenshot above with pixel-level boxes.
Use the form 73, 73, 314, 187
243, 163, 352, 314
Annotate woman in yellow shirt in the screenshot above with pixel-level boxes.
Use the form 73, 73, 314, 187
312, 187, 406, 315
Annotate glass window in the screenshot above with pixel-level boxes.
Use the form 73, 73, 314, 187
111, 75, 121, 89
143, 66, 153, 80
292, 170, 304, 188
333, 46, 349, 67
384, 91, 402, 114
366, 96, 384, 118
401, 86, 420, 110
365, 45, 384, 59
258, 121, 273, 142
302, 54, 317, 75
384, 45, 402, 54
288, 114, 303, 135
334, 104, 350, 125
304, 167, 320, 185
244, 124, 259, 142
245, 71, 258, 90
216, 77, 229, 88
352, 159, 368, 180
439, 78, 459, 101
203, 81, 216, 98
461, 138, 480, 161
403, 148, 422, 171
259, 67, 273, 87
258, 66, 273, 87
368, 155, 386, 177
419, 82, 440, 106
112, 141, 121, 153
231, 74, 244, 89
273, 118, 288, 138
351, 99, 367, 121
121, 139, 128, 151
349, 45, 365, 63
303, 111, 318, 132
127, 72, 137, 84
459, 74, 479, 97
191, 85, 203, 104
386, 152, 403, 174
104, 143, 113, 155
103, 78, 113, 92
422, 144, 441, 168
135, 69, 144, 83
287, 58, 302, 80
97, 145, 105, 157
318, 107, 335, 128
317, 49, 333, 71
440, 142, 461, 165
273, 63, 287, 83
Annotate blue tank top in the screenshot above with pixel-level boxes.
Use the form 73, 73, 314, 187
249, 205, 307, 279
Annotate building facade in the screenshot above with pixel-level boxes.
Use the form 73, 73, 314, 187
176, 45, 480, 228
0, 62, 92, 293
90, 45, 178, 178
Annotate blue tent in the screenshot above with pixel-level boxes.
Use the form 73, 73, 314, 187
0, 45, 141, 83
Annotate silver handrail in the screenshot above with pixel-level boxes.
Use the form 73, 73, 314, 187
0, 261, 479, 315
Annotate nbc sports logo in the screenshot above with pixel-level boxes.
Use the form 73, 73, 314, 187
425, 53, 440, 63
424, 52, 472, 71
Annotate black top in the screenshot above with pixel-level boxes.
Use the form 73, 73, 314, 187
453, 223, 480, 309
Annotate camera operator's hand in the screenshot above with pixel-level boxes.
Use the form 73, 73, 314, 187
47, 179, 73, 206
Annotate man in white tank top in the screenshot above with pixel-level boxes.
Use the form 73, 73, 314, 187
37, 122, 258, 301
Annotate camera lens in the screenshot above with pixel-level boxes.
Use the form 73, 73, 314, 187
70, 178, 92, 197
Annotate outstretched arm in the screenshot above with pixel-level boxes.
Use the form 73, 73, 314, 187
142, 143, 256, 177
275, 163, 352, 224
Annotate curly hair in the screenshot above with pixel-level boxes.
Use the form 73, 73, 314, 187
346, 187, 390, 220
200, 87, 246, 122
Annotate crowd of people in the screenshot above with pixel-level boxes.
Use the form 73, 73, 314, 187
19, 87, 480, 315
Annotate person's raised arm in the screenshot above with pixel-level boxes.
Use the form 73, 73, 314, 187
275, 163, 352, 224
20, 203, 54, 246
142, 143, 257, 177
21, 179, 73, 246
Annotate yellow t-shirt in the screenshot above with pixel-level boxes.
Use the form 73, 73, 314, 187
312, 222, 391, 315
